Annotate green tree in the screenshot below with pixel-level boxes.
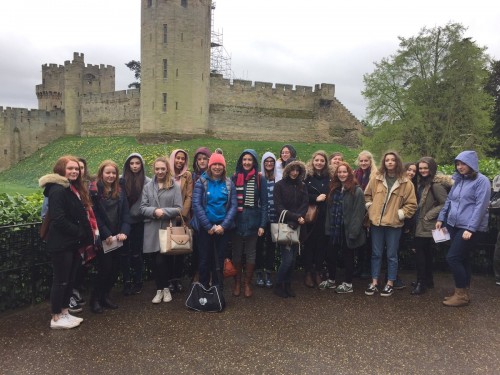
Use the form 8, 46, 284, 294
362, 23, 494, 163
485, 60, 500, 156
126, 60, 141, 89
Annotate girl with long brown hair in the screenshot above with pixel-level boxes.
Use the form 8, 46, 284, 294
324, 162, 366, 293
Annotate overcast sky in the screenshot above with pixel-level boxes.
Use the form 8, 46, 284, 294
0, 0, 499, 120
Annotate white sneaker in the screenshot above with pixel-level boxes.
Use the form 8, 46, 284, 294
64, 313, 83, 324
152, 290, 163, 304
162, 288, 172, 302
50, 314, 80, 329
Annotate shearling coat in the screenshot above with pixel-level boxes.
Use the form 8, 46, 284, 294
170, 149, 193, 220
364, 173, 417, 228
140, 177, 182, 253
39, 173, 93, 253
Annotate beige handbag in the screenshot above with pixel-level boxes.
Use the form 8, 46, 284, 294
159, 211, 193, 255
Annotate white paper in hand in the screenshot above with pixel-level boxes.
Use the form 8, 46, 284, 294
102, 236, 124, 253
432, 228, 450, 243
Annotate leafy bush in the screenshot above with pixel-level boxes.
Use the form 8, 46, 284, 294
0, 193, 43, 226
438, 158, 500, 180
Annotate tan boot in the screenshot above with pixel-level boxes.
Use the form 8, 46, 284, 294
304, 272, 314, 288
244, 263, 255, 298
232, 263, 242, 297
443, 288, 470, 307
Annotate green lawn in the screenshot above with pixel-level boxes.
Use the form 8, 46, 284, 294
0, 136, 358, 194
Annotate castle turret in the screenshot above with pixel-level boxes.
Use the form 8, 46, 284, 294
140, 0, 212, 135
63, 52, 85, 135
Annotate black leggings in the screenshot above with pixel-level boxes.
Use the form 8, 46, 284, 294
50, 250, 80, 314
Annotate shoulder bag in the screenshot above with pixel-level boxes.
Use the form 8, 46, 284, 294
159, 210, 193, 255
270, 210, 301, 246
304, 204, 318, 223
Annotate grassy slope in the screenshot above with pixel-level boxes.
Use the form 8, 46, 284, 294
0, 136, 358, 194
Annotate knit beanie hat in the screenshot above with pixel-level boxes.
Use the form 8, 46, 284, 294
208, 153, 226, 168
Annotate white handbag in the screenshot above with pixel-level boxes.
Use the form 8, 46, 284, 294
270, 210, 301, 246
159, 212, 193, 255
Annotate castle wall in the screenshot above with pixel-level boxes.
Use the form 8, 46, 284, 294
208, 75, 362, 145
81, 89, 140, 136
0, 107, 64, 172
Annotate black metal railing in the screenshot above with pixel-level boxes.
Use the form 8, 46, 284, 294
0, 223, 52, 312
0, 222, 496, 312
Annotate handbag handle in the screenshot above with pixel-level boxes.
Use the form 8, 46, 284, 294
278, 210, 287, 224
168, 208, 187, 230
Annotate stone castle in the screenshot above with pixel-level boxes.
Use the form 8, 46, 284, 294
0, 0, 362, 172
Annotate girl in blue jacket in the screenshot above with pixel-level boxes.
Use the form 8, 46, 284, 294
436, 150, 490, 307
192, 153, 237, 291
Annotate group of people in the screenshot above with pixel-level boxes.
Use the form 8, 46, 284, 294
39, 144, 493, 329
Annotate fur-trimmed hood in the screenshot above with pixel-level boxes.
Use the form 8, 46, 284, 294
282, 160, 306, 181
39, 173, 70, 189
434, 173, 454, 190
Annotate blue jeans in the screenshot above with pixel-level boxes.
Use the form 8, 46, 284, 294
198, 229, 229, 290
276, 244, 298, 284
370, 226, 401, 282
446, 226, 478, 288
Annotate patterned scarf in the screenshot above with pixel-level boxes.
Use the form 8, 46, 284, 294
235, 168, 256, 212
329, 188, 344, 244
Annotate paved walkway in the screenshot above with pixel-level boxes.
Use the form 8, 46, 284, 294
1, 271, 499, 374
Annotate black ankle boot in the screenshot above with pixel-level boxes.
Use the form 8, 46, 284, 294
101, 293, 118, 309
410, 282, 426, 295
273, 283, 288, 298
90, 293, 104, 314
285, 282, 296, 297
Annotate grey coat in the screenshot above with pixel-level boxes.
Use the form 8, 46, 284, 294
325, 186, 366, 249
140, 177, 183, 253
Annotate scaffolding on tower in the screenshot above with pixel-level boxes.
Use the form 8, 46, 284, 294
210, 2, 233, 80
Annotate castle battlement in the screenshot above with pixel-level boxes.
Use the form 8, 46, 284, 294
210, 75, 334, 99
0, 106, 63, 120
82, 89, 140, 102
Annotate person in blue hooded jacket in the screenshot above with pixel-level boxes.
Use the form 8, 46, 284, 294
436, 150, 490, 307
231, 149, 268, 298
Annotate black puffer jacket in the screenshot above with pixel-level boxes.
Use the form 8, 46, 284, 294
39, 174, 93, 253
273, 160, 309, 229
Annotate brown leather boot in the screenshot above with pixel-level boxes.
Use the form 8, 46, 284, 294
244, 263, 255, 298
304, 272, 314, 288
443, 288, 470, 307
232, 263, 242, 297
314, 272, 323, 287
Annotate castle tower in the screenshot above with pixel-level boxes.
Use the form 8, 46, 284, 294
140, 0, 212, 134
63, 52, 85, 135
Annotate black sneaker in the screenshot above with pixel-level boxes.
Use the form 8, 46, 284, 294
68, 296, 83, 313
365, 283, 379, 296
72, 289, 86, 305
393, 278, 406, 290
123, 283, 133, 296
380, 284, 394, 297
131, 283, 143, 295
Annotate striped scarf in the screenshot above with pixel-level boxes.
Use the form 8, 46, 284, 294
235, 169, 256, 212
